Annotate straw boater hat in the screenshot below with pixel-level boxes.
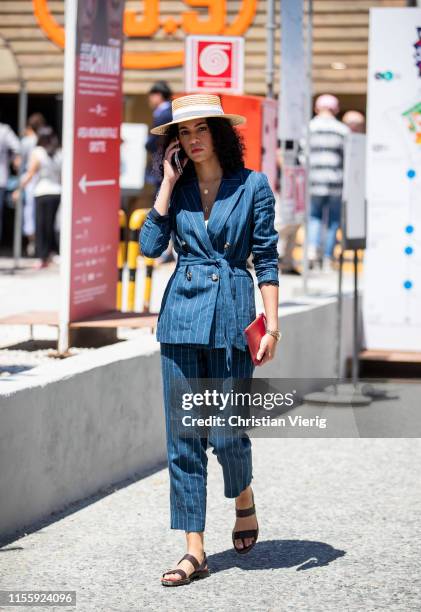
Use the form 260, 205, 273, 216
150, 93, 247, 135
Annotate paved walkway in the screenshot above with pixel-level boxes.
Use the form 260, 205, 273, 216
2, 256, 416, 611
1, 436, 420, 611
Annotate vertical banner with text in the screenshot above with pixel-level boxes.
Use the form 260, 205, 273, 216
60, 0, 125, 351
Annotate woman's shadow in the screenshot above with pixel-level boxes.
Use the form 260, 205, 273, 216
208, 539, 346, 573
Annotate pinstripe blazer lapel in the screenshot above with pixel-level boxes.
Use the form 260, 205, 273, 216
206, 176, 244, 241
180, 170, 245, 253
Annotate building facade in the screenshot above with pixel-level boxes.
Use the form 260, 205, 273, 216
0, 0, 408, 130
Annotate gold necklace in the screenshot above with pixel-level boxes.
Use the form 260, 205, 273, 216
199, 175, 223, 195
200, 176, 222, 216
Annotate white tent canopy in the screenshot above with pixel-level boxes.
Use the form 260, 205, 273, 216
0, 37, 22, 86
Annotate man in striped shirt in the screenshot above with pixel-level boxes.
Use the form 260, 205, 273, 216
307, 94, 350, 267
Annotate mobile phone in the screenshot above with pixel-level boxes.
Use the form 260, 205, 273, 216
171, 142, 187, 174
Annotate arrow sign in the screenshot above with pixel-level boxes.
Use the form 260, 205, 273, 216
78, 174, 117, 194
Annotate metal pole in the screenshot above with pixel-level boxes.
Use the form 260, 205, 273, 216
302, 0, 313, 294
336, 250, 344, 386
266, 0, 276, 98
59, 0, 78, 354
334, 199, 346, 392
17, 82, 27, 139
13, 82, 28, 268
352, 249, 359, 386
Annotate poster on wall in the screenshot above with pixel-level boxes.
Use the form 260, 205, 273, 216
364, 8, 421, 351
59, 0, 125, 351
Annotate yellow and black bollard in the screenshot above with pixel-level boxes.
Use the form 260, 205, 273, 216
127, 209, 148, 312
116, 209, 127, 311
127, 209, 157, 312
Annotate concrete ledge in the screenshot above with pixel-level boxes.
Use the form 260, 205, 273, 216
0, 295, 354, 539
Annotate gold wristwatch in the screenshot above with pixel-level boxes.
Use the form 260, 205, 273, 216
266, 329, 282, 342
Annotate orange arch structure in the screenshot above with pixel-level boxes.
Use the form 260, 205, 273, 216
32, 0, 257, 70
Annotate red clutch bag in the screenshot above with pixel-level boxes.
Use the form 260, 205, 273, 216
244, 312, 267, 365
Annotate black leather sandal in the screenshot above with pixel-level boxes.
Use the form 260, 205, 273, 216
232, 490, 259, 555
161, 552, 210, 587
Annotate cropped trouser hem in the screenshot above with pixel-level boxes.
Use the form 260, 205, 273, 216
170, 519, 206, 532
169, 472, 254, 532
224, 473, 253, 499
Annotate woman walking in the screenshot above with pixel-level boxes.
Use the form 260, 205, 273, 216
19, 126, 62, 268
20, 113, 46, 256
140, 94, 280, 586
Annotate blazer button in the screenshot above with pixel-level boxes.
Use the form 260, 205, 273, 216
181, 240, 187, 246
211, 273, 219, 281
224, 242, 230, 249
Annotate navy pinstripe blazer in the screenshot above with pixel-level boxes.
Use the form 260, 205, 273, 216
139, 167, 279, 370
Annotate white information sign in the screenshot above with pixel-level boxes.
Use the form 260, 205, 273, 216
364, 8, 421, 351
120, 123, 148, 191
343, 133, 366, 245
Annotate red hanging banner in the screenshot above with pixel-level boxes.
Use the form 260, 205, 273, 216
60, 0, 125, 350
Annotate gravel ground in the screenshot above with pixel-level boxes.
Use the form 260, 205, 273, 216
1, 437, 420, 612
0, 343, 96, 377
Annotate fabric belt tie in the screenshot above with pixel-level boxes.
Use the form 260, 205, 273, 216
177, 256, 247, 371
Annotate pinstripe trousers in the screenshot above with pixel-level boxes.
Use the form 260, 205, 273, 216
160, 342, 255, 532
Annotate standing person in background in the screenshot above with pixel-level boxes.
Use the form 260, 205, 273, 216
145, 80, 173, 188
342, 110, 366, 134
20, 113, 46, 256
0, 118, 20, 246
19, 127, 62, 269
307, 94, 350, 269
145, 81, 175, 264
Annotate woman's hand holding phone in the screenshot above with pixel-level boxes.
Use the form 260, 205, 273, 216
163, 138, 188, 186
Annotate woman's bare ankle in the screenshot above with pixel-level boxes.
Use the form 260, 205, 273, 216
185, 531, 205, 559
235, 485, 253, 508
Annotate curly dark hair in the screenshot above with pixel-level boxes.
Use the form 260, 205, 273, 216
158, 117, 245, 181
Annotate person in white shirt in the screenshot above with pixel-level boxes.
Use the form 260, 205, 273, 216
19, 126, 62, 268
0, 120, 20, 244
19, 113, 46, 255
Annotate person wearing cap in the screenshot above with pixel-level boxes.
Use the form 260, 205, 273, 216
307, 94, 350, 269
140, 93, 280, 586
